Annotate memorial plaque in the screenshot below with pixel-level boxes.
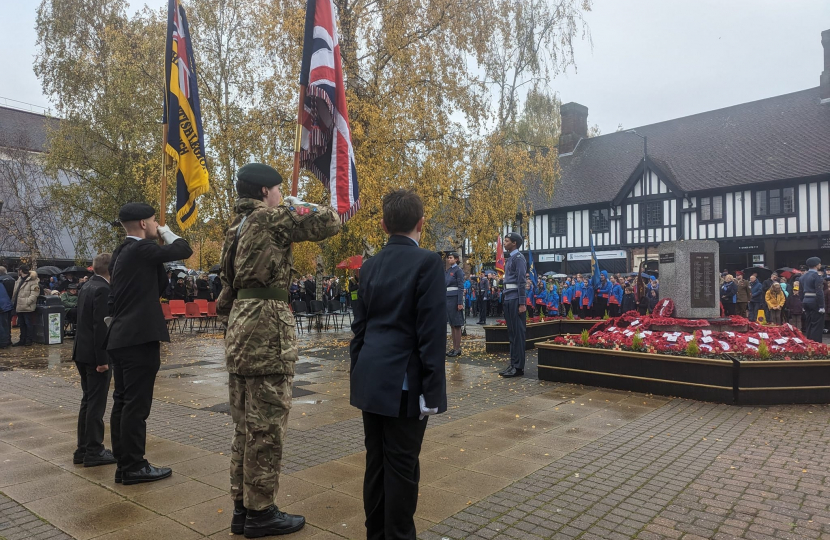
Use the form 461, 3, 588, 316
690, 252, 716, 308
659, 253, 675, 264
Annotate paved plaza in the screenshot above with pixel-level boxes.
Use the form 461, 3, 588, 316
1, 320, 830, 540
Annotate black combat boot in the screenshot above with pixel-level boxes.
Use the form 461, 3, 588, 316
244, 505, 305, 538
231, 500, 246, 535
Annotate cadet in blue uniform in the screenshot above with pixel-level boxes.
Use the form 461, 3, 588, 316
499, 233, 527, 378
445, 252, 465, 357
799, 257, 825, 343
476, 272, 490, 324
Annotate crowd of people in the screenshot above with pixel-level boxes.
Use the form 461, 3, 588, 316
719, 265, 830, 333
462, 270, 661, 321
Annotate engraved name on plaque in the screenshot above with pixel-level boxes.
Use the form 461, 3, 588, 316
690, 252, 716, 308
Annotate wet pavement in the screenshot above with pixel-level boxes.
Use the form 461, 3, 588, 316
3, 318, 830, 539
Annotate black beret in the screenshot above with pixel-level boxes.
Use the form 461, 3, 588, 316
506, 232, 523, 247
448, 251, 460, 259
118, 202, 156, 222
237, 163, 283, 187
806, 256, 821, 267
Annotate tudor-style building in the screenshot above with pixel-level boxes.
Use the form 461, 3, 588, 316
521, 29, 830, 275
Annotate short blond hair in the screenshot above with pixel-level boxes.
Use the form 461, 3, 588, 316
93, 253, 112, 275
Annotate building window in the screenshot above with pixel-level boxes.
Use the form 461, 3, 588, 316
755, 187, 795, 217
590, 209, 610, 232
640, 201, 663, 227
699, 195, 723, 222
549, 213, 567, 236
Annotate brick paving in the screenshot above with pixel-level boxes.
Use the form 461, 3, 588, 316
4, 330, 830, 539
0, 493, 73, 540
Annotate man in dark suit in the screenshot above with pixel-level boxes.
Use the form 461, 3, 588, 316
72, 253, 117, 467
350, 189, 447, 540
107, 203, 193, 485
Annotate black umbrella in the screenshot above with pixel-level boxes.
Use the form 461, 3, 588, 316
741, 266, 772, 281
62, 266, 92, 275
36, 266, 63, 276
209, 263, 221, 273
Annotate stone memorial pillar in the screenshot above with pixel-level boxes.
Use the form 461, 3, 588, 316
657, 240, 720, 319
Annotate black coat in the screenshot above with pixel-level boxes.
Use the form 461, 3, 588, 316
72, 275, 111, 366
106, 237, 193, 350
350, 235, 447, 418
304, 279, 316, 300
196, 278, 212, 300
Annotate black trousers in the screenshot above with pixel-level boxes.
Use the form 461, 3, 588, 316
362, 393, 428, 540
110, 342, 160, 472
17, 312, 32, 344
477, 298, 488, 323
75, 362, 112, 458
804, 306, 824, 343
595, 297, 608, 317
503, 298, 526, 371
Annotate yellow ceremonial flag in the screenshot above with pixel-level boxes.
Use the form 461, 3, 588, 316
163, 0, 209, 230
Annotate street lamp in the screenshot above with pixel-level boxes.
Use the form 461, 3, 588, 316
626, 130, 649, 273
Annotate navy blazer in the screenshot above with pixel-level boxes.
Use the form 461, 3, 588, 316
350, 235, 447, 418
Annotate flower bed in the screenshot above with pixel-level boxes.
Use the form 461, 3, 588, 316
537, 312, 830, 404
484, 320, 561, 353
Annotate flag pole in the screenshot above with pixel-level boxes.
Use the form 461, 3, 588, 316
290, 84, 306, 197
160, 123, 169, 226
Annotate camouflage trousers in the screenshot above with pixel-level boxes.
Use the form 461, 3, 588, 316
229, 372, 292, 511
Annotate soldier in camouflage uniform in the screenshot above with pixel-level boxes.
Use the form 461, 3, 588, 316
216, 163, 341, 538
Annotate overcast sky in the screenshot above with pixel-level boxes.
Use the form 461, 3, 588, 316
0, 0, 827, 134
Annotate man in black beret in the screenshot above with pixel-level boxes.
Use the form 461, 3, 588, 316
800, 257, 825, 343
500, 232, 527, 378
107, 202, 193, 485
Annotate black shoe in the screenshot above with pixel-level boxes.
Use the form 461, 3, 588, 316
73, 451, 85, 465
244, 505, 305, 538
115, 467, 122, 484
447, 349, 457, 357
231, 500, 246, 535
121, 464, 172, 485
84, 449, 117, 467
454, 349, 462, 357
500, 367, 518, 378
497, 366, 512, 375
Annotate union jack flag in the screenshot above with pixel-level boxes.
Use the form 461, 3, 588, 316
299, 0, 359, 222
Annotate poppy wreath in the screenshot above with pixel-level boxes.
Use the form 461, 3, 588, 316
551, 314, 830, 360
653, 298, 675, 318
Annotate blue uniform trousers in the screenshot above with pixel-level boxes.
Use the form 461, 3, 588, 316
503, 298, 526, 371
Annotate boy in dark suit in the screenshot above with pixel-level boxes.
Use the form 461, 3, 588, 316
72, 253, 117, 467
350, 189, 447, 540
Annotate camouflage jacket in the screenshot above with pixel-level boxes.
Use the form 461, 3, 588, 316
217, 198, 341, 376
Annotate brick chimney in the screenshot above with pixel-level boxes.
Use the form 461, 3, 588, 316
558, 102, 588, 155
821, 29, 830, 104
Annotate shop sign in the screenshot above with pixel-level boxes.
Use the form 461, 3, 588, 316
567, 250, 626, 261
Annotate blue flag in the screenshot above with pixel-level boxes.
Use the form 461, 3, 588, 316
590, 231, 601, 289
528, 245, 538, 286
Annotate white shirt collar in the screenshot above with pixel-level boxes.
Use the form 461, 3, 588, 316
126, 235, 143, 241
95, 274, 110, 284
509, 249, 520, 257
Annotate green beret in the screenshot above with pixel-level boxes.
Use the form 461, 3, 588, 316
237, 163, 283, 187
118, 202, 156, 222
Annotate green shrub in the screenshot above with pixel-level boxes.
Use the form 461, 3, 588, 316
757, 340, 770, 360
631, 333, 643, 351
581, 329, 590, 346
685, 339, 699, 357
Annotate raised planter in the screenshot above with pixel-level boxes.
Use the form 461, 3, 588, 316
735, 358, 830, 405
537, 340, 735, 403
483, 320, 561, 353
559, 319, 600, 335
